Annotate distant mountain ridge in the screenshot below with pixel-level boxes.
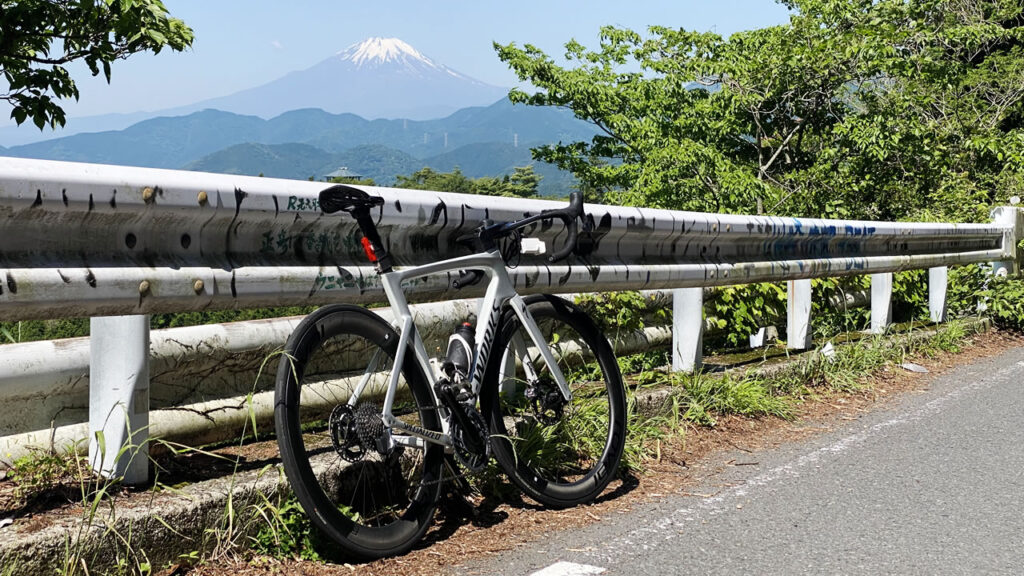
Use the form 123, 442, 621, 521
1, 99, 595, 196
0, 37, 593, 195
183, 141, 578, 196
2, 99, 596, 168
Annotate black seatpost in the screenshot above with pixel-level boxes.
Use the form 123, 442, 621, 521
351, 206, 393, 274
319, 185, 394, 274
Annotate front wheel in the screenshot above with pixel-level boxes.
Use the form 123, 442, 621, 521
481, 295, 627, 508
275, 305, 444, 560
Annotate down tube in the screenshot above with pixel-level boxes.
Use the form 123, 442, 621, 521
505, 295, 573, 401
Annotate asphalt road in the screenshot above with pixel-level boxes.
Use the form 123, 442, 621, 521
459, 345, 1024, 576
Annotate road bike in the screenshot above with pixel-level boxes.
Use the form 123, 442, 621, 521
274, 185, 627, 559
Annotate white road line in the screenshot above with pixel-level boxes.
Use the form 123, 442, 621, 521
530, 561, 607, 576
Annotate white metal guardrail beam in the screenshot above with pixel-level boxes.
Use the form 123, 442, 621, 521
0, 157, 1009, 320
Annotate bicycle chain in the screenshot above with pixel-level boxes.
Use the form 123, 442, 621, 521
329, 401, 491, 487
414, 403, 492, 487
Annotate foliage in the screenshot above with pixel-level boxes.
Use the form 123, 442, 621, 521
891, 265, 991, 324
946, 264, 989, 318
329, 175, 377, 186
394, 165, 543, 198
496, 0, 1024, 221
0, 0, 193, 129
983, 276, 1024, 330
574, 290, 664, 334
811, 276, 871, 337
250, 493, 323, 561
709, 283, 787, 347
0, 317, 89, 342
892, 269, 930, 321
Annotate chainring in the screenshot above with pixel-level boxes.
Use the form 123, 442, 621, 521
451, 405, 490, 473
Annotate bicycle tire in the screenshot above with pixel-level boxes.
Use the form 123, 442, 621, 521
482, 295, 627, 508
275, 305, 443, 559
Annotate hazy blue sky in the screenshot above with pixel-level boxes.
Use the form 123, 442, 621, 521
9, 1, 791, 123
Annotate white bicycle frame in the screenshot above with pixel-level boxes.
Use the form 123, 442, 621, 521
344, 248, 572, 452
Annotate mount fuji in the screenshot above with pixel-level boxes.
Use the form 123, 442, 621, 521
0, 37, 510, 145
189, 37, 509, 120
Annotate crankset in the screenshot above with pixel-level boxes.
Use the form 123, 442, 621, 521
450, 406, 490, 473
434, 378, 491, 472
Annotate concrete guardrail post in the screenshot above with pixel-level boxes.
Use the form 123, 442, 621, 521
929, 267, 948, 323
871, 273, 894, 334
89, 315, 150, 484
671, 287, 704, 373
787, 279, 813, 350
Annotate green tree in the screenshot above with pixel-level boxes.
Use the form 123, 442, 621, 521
394, 165, 542, 198
329, 175, 377, 186
395, 166, 476, 194
1, 0, 194, 129
496, 0, 1024, 221
505, 165, 543, 198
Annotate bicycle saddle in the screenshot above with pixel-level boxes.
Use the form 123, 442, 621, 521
319, 184, 384, 214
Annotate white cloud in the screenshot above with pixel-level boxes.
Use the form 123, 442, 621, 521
271, 40, 284, 50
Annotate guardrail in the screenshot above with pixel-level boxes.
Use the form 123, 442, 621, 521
0, 287, 875, 463
1, 157, 1021, 482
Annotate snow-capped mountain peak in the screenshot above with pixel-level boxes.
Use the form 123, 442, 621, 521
339, 37, 441, 70
167, 36, 509, 121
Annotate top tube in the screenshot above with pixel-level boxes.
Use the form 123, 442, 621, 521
317, 185, 584, 272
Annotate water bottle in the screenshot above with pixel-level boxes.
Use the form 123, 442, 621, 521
444, 322, 475, 382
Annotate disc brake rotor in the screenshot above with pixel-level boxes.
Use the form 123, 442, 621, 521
525, 376, 567, 425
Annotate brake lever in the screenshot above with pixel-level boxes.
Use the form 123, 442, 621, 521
547, 216, 578, 263
546, 192, 583, 263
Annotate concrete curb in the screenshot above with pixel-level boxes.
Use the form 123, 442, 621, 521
1, 462, 290, 574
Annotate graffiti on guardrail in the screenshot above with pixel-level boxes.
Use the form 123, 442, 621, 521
260, 229, 351, 257
286, 195, 320, 212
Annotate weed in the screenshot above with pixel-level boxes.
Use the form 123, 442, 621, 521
0, 321, 21, 343
5, 444, 91, 514
676, 372, 792, 425
616, 350, 669, 382
575, 291, 666, 337
620, 391, 683, 471
249, 470, 322, 561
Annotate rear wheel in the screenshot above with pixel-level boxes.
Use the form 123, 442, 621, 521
275, 305, 443, 560
482, 295, 627, 508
